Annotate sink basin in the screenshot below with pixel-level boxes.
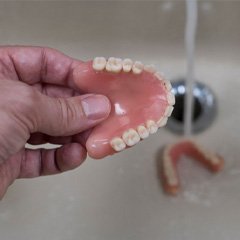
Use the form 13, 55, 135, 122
0, 1, 240, 240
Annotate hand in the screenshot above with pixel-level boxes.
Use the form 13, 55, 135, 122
0, 46, 111, 199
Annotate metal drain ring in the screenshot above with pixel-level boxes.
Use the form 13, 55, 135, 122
166, 79, 217, 134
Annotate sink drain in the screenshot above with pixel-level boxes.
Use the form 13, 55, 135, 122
167, 79, 217, 134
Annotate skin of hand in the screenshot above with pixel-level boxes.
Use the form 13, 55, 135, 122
0, 46, 111, 199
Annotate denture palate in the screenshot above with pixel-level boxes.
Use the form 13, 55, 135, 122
162, 140, 224, 195
74, 57, 175, 159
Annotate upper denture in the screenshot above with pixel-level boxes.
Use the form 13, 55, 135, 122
73, 57, 174, 159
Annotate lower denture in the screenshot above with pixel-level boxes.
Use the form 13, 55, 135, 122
74, 57, 174, 159
161, 140, 224, 195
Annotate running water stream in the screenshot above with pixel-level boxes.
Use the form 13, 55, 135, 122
184, 0, 198, 136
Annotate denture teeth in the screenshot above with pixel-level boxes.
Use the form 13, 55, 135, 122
163, 156, 171, 169
132, 61, 144, 74
144, 64, 156, 73
210, 156, 220, 165
162, 140, 224, 195
163, 155, 178, 186
112, 58, 122, 73
93, 57, 107, 71
166, 171, 178, 186
106, 57, 122, 73
146, 120, 158, 134
157, 116, 168, 127
110, 137, 126, 152
163, 156, 172, 169
122, 129, 140, 146
137, 125, 149, 139
167, 92, 175, 105
105, 57, 114, 72
163, 80, 172, 91
205, 152, 220, 165
122, 58, 133, 72
164, 105, 174, 117
154, 72, 164, 81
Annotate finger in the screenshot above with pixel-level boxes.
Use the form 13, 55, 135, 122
18, 143, 87, 178
1, 46, 82, 89
33, 83, 82, 98
36, 93, 111, 136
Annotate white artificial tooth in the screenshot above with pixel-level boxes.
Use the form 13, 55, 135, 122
167, 174, 178, 186
164, 105, 174, 117
206, 152, 220, 165
163, 156, 178, 185
167, 92, 175, 105
146, 120, 158, 134
163, 155, 171, 167
122, 58, 133, 72
106, 57, 122, 73
210, 156, 220, 165
157, 117, 168, 127
154, 72, 164, 81
144, 64, 156, 73
105, 57, 114, 72
137, 125, 149, 139
110, 137, 126, 152
163, 80, 172, 91
165, 163, 176, 178
111, 58, 122, 73
122, 129, 140, 147
163, 146, 171, 160
93, 57, 107, 71
132, 61, 144, 74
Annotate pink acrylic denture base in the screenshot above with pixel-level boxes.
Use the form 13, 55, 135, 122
162, 140, 224, 195
74, 61, 169, 159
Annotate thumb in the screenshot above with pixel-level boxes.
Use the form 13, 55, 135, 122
36, 94, 111, 136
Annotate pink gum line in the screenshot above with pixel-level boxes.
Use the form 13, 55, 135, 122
162, 140, 224, 196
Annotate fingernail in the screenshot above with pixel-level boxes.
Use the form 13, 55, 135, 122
82, 95, 111, 120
